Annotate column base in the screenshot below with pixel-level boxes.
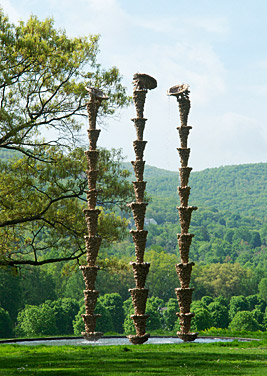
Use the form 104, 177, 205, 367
127, 333, 150, 345
177, 332, 198, 342
82, 332, 103, 341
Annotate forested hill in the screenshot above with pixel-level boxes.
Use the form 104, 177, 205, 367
124, 162, 267, 221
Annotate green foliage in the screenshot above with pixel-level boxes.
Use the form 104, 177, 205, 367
16, 303, 57, 337
162, 298, 179, 331
0, 10, 132, 268
229, 296, 249, 321
46, 298, 79, 335
229, 311, 260, 331
258, 278, 267, 300
0, 267, 22, 320
191, 307, 213, 331
208, 302, 229, 329
98, 293, 124, 333
0, 307, 13, 338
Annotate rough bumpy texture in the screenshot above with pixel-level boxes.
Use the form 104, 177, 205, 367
133, 140, 147, 161
131, 161, 145, 182
129, 288, 149, 315
179, 167, 192, 187
128, 202, 148, 231
175, 262, 195, 288
177, 126, 192, 148
168, 83, 198, 342
133, 181, 146, 203
177, 148, 191, 168
128, 73, 157, 345
178, 186, 191, 207
130, 230, 148, 263
79, 88, 108, 341
80, 265, 99, 290
178, 206, 198, 234
131, 262, 150, 288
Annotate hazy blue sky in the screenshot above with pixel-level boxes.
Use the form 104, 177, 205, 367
2, 0, 267, 171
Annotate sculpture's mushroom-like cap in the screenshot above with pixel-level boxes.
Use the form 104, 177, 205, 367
133, 73, 157, 91
86, 86, 109, 100
167, 84, 190, 98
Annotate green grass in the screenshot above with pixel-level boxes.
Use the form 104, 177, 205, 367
0, 339, 267, 376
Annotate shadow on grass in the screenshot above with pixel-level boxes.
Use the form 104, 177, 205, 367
0, 343, 266, 375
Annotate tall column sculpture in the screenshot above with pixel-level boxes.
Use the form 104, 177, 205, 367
127, 73, 157, 345
80, 87, 108, 341
167, 84, 198, 342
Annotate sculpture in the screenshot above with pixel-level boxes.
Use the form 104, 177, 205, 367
167, 84, 198, 342
79, 87, 108, 341
127, 73, 157, 345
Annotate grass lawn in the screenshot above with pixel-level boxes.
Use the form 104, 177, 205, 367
0, 339, 266, 376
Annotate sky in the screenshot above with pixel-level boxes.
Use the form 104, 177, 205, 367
2, 0, 267, 171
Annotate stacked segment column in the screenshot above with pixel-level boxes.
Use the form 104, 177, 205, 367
127, 73, 157, 345
80, 87, 108, 341
167, 84, 198, 342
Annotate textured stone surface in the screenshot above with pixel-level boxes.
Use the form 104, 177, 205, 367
82, 331, 103, 341
86, 170, 98, 190
85, 189, 98, 209
177, 148, 190, 168
84, 237, 101, 266
133, 73, 157, 91
178, 186, 191, 207
179, 167, 192, 187
131, 160, 145, 182
133, 181, 146, 203
83, 209, 101, 236
80, 265, 99, 290
175, 262, 195, 288
133, 140, 147, 161
177, 312, 195, 334
129, 288, 149, 315
177, 332, 198, 342
81, 88, 108, 342
130, 230, 148, 263
128, 202, 147, 230
84, 150, 99, 171
81, 313, 101, 332
177, 234, 194, 263
131, 314, 149, 336
131, 262, 150, 288
133, 90, 147, 118
83, 290, 99, 314
175, 288, 194, 314
131, 118, 147, 141
178, 206, 198, 234
127, 333, 150, 345
177, 126, 192, 148
87, 129, 101, 150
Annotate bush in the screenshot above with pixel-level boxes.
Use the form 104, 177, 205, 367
229, 296, 249, 320
208, 302, 229, 328
16, 304, 57, 337
162, 298, 178, 331
46, 298, 79, 335
0, 307, 13, 338
229, 311, 260, 332
98, 293, 124, 333
191, 308, 213, 331
201, 296, 214, 306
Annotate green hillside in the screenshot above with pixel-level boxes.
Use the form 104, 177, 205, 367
136, 162, 267, 221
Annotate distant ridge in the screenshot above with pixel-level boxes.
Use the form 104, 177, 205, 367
124, 162, 267, 221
